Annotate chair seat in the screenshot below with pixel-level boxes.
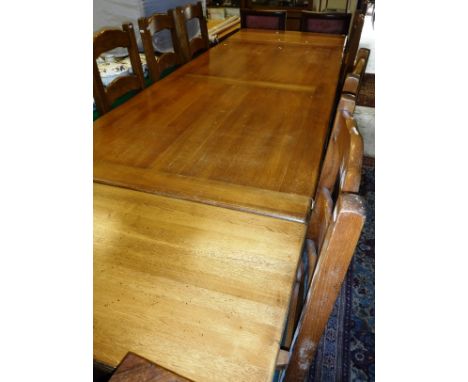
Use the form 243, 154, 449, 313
96, 53, 148, 86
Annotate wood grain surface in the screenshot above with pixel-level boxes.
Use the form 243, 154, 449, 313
94, 30, 345, 223
94, 183, 306, 382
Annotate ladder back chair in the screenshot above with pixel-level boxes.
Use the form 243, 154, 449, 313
300, 11, 351, 34
277, 189, 366, 381
342, 47, 371, 96
282, 94, 363, 350
171, 2, 209, 64
138, 13, 183, 82
240, 9, 287, 30
277, 104, 365, 372
315, 94, 363, 201
93, 23, 145, 116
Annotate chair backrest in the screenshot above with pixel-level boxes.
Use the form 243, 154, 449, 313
93, 23, 145, 116
276, 94, 363, 362
240, 9, 287, 30
316, 94, 363, 198
283, 189, 366, 381
342, 10, 365, 75
138, 13, 183, 82
300, 11, 351, 34
342, 48, 371, 96
172, 2, 209, 63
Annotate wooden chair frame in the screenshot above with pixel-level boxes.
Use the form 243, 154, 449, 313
172, 2, 209, 63
138, 13, 183, 82
93, 23, 145, 115
315, 94, 363, 199
300, 11, 351, 34
240, 9, 287, 30
342, 10, 365, 76
281, 189, 366, 381
353, 47, 370, 76
342, 47, 371, 96
282, 94, 363, 351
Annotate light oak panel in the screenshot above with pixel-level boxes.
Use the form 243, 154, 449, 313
94, 183, 306, 382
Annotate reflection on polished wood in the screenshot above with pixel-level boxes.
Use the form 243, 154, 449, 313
94, 183, 306, 382
227, 28, 346, 46
94, 30, 345, 222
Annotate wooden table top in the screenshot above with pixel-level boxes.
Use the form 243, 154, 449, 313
94, 183, 306, 382
94, 29, 345, 223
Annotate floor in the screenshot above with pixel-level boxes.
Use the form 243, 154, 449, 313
354, 105, 375, 158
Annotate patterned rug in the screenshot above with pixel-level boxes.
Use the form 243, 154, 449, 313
357, 74, 375, 108
308, 164, 375, 382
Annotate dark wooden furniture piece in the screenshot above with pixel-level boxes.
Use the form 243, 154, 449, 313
93, 30, 346, 223
300, 11, 351, 34
342, 47, 370, 96
240, 9, 287, 30
207, 0, 241, 5
94, 182, 306, 382
93, 23, 145, 115
138, 13, 183, 82
109, 352, 192, 381
239, 0, 353, 31
240, 0, 308, 31
172, 2, 210, 63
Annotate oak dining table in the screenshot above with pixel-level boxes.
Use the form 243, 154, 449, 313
94, 28, 347, 381
94, 29, 346, 223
